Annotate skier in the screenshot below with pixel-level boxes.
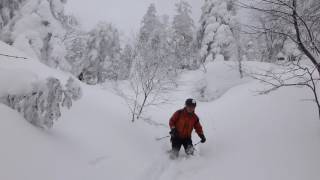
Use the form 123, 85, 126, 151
169, 98, 206, 158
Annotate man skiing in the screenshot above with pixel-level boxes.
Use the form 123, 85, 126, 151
169, 98, 206, 158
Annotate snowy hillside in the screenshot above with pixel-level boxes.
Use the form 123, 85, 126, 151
1, 41, 320, 180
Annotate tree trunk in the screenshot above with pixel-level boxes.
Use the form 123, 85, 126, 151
136, 93, 148, 120
292, 0, 320, 76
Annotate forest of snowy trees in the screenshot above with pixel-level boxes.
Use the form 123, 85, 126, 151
0, 0, 285, 83
0, 0, 242, 84
1, 0, 320, 126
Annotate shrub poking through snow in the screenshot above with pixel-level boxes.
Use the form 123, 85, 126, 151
62, 78, 82, 108
4, 77, 82, 129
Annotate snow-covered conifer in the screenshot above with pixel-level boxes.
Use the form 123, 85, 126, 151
172, 0, 197, 69
80, 22, 121, 84
197, 0, 239, 63
4, 77, 82, 129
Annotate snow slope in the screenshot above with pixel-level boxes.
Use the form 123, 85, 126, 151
1, 41, 320, 180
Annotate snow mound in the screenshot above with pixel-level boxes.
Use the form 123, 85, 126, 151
194, 61, 249, 101
0, 41, 71, 81
0, 41, 82, 129
0, 68, 37, 96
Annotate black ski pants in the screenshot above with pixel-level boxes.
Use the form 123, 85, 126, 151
171, 136, 194, 156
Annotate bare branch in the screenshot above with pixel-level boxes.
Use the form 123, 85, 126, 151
0, 53, 28, 60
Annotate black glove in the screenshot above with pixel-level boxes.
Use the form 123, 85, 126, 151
169, 128, 177, 137
199, 134, 206, 143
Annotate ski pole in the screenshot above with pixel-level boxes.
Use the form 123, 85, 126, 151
155, 135, 170, 141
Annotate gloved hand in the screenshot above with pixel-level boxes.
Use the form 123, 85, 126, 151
169, 128, 177, 137
199, 134, 206, 143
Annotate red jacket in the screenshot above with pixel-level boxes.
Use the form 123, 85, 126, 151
169, 108, 204, 139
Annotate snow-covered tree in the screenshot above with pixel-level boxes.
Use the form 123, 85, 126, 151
116, 4, 177, 122
172, 0, 197, 69
243, 12, 287, 62
119, 44, 134, 80
62, 78, 82, 109
137, 4, 173, 70
4, 77, 82, 129
64, 31, 89, 76
197, 0, 239, 63
243, 0, 320, 118
80, 22, 121, 84
0, 0, 80, 72
0, 0, 26, 30
139, 3, 160, 43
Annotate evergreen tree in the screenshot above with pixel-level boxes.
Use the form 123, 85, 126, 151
119, 44, 134, 80
5, 77, 82, 129
119, 4, 177, 121
0, 0, 81, 72
64, 31, 89, 76
172, 0, 197, 69
197, 0, 239, 63
137, 4, 175, 71
139, 3, 160, 43
81, 22, 121, 84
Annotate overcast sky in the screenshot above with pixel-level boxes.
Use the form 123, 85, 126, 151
65, 0, 203, 37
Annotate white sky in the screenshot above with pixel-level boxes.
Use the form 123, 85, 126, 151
65, 0, 203, 37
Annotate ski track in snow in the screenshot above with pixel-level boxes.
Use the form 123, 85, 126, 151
137, 69, 216, 180
136, 62, 320, 180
